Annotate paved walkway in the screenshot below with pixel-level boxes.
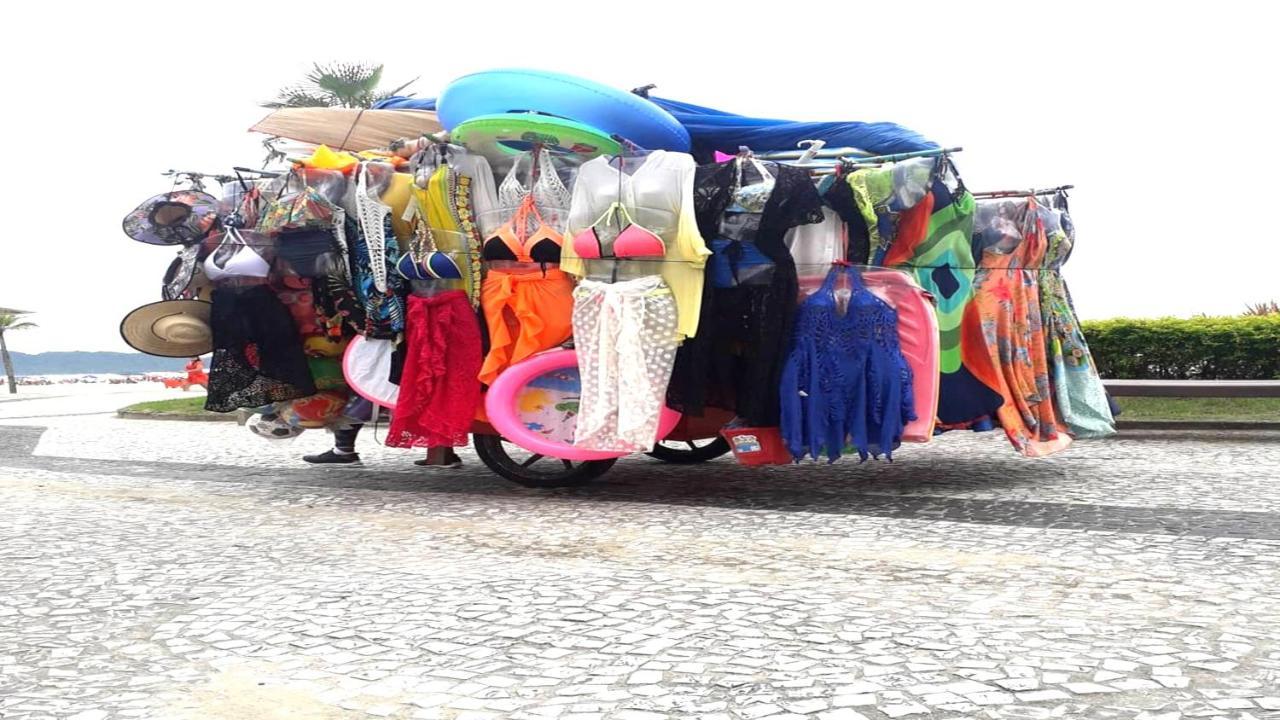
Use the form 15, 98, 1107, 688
1, 388, 1279, 719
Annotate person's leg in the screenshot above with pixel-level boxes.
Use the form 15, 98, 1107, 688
413, 445, 463, 468
303, 424, 363, 464
333, 425, 362, 453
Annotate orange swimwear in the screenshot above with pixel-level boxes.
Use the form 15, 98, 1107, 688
478, 267, 575, 386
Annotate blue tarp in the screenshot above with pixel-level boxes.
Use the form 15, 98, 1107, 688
374, 95, 937, 157
641, 96, 938, 156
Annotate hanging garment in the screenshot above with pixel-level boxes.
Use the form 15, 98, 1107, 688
354, 165, 393, 293
785, 206, 846, 272
410, 165, 481, 304
311, 268, 367, 339
346, 214, 405, 339
823, 175, 872, 265
381, 172, 417, 241
203, 230, 272, 282
667, 160, 824, 426
478, 268, 576, 386
482, 194, 564, 264
497, 150, 574, 233
387, 290, 483, 448
571, 276, 680, 452
272, 275, 321, 338
846, 158, 936, 266
1036, 201, 1116, 438
409, 146, 499, 304
206, 285, 317, 413
561, 150, 712, 340
885, 182, 1004, 426
413, 144, 500, 223
970, 198, 1072, 456
881, 191, 934, 267
780, 266, 915, 462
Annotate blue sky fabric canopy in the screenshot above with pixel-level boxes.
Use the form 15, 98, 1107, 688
373, 95, 937, 156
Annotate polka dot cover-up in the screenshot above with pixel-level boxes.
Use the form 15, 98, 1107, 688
571, 276, 680, 452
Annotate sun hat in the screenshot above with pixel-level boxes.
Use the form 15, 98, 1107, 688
123, 190, 220, 246
161, 245, 201, 300
119, 299, 213, 357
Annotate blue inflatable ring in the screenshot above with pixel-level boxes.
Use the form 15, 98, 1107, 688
438, 69, 691, 152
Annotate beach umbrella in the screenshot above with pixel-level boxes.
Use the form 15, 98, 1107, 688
250, 107, 443, 151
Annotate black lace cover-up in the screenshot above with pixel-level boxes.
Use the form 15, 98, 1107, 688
666, 161, 824, 426
205, 285, 316, 413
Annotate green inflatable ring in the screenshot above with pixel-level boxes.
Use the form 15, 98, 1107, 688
451, 113, 621, 161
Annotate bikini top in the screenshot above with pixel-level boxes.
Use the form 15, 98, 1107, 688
572, 202, 666, 260
482, 194, 563, 264
729, 156, 776, 214
497, 150, 572, 231
204, 229, 271, 281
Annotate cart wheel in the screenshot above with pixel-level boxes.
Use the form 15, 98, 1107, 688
646, 437, 732, 464
473, 434, 617, 488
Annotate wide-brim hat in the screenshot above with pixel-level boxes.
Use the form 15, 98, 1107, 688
161, 244, 201, 300
119, 299, 213, 357
123, 190, 219, 246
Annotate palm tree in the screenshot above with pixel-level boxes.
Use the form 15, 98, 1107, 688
0, 313, 37, 394
263, 62, 416, 109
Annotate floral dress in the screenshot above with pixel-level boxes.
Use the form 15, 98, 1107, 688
970, 198, 1071, 457
1037, 201, 1116, 438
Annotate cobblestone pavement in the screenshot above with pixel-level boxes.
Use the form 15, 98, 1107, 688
2, 391, 1280, 720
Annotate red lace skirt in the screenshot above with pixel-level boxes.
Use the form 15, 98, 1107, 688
387, 291, 482, 448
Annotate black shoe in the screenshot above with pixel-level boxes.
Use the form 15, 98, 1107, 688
303, 450, 361, 464
414, 449, 463, 468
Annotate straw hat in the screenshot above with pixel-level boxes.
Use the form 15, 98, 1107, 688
119, 299, 213, 357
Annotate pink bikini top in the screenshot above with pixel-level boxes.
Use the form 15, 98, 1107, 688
572, 202, 665, 260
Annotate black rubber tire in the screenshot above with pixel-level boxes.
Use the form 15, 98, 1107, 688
645, 436, 732, 464
473, 434, 617, 488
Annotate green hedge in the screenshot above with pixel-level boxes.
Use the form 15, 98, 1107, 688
1081, 316, 1280, 380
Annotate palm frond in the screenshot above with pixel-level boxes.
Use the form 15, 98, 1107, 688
261, 86, 335, 109
1243, 300, 1280, 316
262, 62, 410, 110
0, 313, 37, 331
309, 62, 384, 108
381, 75, 419, 99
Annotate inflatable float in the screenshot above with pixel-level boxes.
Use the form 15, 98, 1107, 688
437, 69, 690, 152
485, 349, 682, 461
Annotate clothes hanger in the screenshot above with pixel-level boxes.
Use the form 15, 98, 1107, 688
971, 184, 1073, 199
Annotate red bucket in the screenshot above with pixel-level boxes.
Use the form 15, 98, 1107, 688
720, 427, 792, 466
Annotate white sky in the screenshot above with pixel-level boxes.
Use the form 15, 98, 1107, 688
3, 1, 1277, 353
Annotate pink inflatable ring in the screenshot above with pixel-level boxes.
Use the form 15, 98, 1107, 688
485, 349, 681, 461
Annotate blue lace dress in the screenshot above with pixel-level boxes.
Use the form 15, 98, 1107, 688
780, 266, 916, 462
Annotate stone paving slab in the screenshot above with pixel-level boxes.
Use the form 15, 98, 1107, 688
14, 410, 1280, 513
2, 406, 1280, 719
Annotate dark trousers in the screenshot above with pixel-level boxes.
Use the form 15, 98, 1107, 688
334, 424, 363, 452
